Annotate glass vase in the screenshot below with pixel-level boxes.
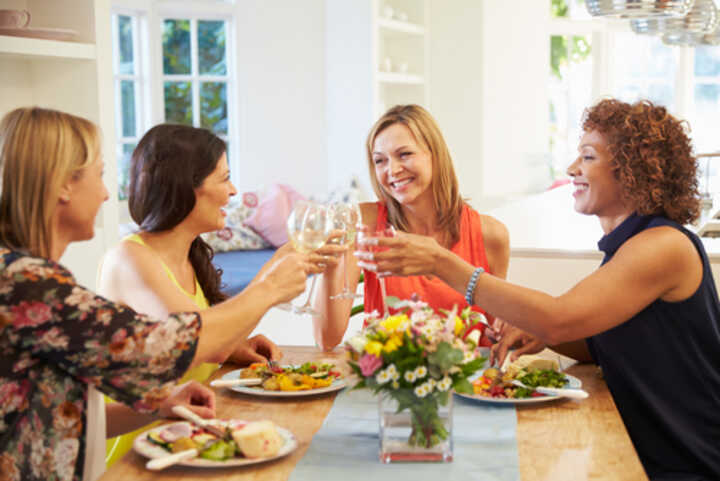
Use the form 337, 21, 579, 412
378, 389, 453, 463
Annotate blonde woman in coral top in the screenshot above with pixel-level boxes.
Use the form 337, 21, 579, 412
313, 105, 510, 350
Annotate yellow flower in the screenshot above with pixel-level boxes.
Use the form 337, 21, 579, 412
365, 340, 384, 356
454, 316, 465, 336
383, 333, 402, 353
381, 314, 409, 333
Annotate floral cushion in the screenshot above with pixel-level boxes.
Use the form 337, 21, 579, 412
202, 192, 271, 251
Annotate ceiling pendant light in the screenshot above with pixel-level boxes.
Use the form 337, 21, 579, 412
661, 0, 718, 46
586, 0, 696, 18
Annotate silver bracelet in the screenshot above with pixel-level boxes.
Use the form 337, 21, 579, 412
464, 266, 484, 306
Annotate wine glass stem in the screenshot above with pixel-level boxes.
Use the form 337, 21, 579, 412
302, 275, 319, 310
379, 276, 389, 318
342, 250, 350, 294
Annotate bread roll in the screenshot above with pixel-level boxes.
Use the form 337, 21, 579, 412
232, 420, 284, 458
506, 355, 559, 378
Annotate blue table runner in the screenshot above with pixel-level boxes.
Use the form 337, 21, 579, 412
289, 388, 520, 481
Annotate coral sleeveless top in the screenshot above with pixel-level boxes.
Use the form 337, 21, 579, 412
363, 203, 492, 331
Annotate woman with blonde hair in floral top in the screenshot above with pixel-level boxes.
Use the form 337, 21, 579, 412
0, 107, 312, 481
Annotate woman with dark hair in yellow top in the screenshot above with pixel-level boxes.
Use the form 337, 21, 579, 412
98, 124, 333, 465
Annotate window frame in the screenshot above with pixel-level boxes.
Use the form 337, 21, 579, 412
111, 0, 240, 209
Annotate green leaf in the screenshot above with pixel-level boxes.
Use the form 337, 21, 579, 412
427, 341, 463, 372
453, 377, 473, 394
461, 357, 486, 377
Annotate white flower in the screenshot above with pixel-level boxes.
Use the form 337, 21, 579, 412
391, 380, 400, 389
466, 329, 481, 345
428, 378, 437, 390
391, 370, 400, 381
414, 366, 427, 379
463, 351, 475, 363
449, 366, 461, 374
414, 384, 429, 398
404, 371, 416, 383
347, 335, 368, 353
375, 369, 391, 384
386, 364, 397, 377
438, 376, 452, 392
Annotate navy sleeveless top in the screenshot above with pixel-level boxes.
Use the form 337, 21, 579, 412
586, 214, 720, 480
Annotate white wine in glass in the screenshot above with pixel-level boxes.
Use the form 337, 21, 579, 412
279, 201, 330, 316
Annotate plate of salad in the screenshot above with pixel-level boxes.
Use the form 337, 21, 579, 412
134, 419, 297, 468
221, 361, 347, 397
455, 366, 582, 404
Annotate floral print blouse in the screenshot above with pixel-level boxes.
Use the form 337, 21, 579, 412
0, 248, 201, 481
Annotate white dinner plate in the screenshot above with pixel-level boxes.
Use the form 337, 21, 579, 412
133, 421, 297, 468
454, 373, 583, 405
220, 367, 347, 397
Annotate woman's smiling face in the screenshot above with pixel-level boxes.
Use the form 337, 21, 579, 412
567, 129, 628, 221
371, 123, 433, 207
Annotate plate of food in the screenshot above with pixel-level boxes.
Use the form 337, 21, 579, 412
218, 361, 347, 397
455, 354, 584, 404
133, 418, 297, 469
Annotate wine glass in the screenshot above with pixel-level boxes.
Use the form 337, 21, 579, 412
356, 222, 396, 318
328, 203, 362, 300
276, 200, 331, 316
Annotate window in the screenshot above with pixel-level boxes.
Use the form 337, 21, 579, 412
611, 32, 677, 108
111, 2, 235, 207
162, 18, 230, 142
111, 12, 146, 201
548, 0, 592, 181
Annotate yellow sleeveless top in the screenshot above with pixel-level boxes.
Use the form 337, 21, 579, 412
105, 233, 218, 466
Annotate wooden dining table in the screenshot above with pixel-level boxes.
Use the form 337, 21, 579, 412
100, 345, 647, 481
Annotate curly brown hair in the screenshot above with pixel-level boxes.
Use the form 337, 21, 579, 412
582, 98, 700, 225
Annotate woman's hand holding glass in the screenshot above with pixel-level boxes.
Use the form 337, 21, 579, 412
355, 230, 443, 278
276, 200, 335, 316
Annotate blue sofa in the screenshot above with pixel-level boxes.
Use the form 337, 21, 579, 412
213, 248, 276, 296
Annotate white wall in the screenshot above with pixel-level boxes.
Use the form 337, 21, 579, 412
427, 0, 485, 207
233, 0, 328, 197
479, 1, 549, 202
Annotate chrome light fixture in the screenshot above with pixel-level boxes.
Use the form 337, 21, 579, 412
630, 17, 664, 34
701, 25, 720, 44
587, 0, 695, 18
661, 0, 718, 45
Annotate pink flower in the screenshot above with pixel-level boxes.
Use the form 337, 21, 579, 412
11, 301, 52, 328
359, 354, 383, 377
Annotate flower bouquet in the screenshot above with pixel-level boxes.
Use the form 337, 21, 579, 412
345, 299, 487, 462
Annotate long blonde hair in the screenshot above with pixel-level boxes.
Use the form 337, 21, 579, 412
365, 104, 464, 246
0, 107, 99, 258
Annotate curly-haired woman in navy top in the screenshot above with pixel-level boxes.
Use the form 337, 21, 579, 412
356, 98, 720, 480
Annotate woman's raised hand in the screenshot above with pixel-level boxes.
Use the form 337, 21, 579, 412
355, 230, 443, 277
258, 251, 313, 305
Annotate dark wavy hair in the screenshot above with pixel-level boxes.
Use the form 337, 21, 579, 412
582, 98, 700, 225
128, 124, 228, 305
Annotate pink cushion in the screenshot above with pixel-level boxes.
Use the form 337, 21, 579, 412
243, 184, 306, 247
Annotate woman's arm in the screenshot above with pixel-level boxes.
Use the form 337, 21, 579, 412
312, 202, 376, 350
360, 225, 702, 344
479, 214, 510, 280
99, 241, 310, 365
106, 380, 215, 437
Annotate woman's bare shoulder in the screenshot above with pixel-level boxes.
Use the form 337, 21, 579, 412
478, 213, 509, 249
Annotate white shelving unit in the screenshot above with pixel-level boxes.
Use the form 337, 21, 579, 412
325, 0, 428, 194
372, 0, 428, 116
0, 0, 118, 289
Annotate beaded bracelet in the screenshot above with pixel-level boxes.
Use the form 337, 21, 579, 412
464, 266, 485, 306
